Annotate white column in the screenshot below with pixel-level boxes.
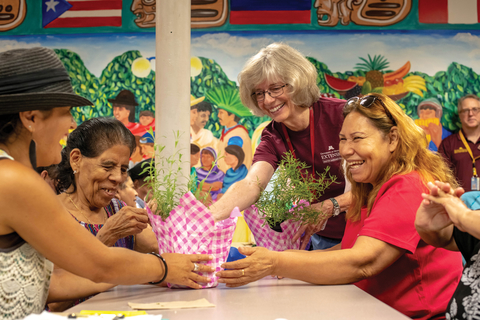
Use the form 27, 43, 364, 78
156, 1, 191, 191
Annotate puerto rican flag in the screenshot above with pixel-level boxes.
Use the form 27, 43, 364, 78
419, 0, 480, 24
43, 0, 122, 28
230, 0, 311, 25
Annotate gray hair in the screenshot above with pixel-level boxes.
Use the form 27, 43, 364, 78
238, 43, 320, 116
457, 94, 480, 111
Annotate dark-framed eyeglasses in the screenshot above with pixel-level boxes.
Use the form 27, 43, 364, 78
251, 84, 288, 102
459, 107, 480, 115
345, 95, 396, 126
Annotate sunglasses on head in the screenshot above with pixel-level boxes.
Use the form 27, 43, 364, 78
345, 95, 396, 126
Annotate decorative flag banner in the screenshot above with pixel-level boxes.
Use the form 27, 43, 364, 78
43, 0, 122, 28
419, 0, 480, 24
230, 0, 311, 25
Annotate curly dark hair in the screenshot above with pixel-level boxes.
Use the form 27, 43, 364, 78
54, 117, 136, 193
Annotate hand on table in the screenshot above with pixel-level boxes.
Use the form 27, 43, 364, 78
292, 200, 333, 250
162, 253, 214, 289
96, 207, 149, 246
216, 247, 276, 287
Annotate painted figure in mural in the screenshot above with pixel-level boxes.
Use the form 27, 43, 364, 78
109, 89, 143, 135
415, 98, 451, 152
190, 144, 200, 193
210, 43, 351, 251
0, 47, 212, 319
139, 110, 155, 130
139, 131, 155, 159
314, 0, 411, 27
439, 94, 480, 192
130, 0, 156, 28
218, 93, 463, 320
216, 106, 253, 172
190, 98, 217, 150
0, 0, 26, 32
217, 138, 248, 201
196, 147, 224, 201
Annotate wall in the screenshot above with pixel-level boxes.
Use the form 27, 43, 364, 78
1, 0, 480, 196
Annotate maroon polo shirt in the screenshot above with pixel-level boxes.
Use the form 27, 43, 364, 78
438, 130, 480, 192
253, 97, 346, 239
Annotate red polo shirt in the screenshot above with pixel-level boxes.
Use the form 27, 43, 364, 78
438, 130, 480, 192
253, 97, 346, 239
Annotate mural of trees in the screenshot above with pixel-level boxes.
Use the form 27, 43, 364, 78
58, 49, 479, 136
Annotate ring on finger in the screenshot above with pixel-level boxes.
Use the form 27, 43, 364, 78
193, 263, 199, 272
241, 269, 245, 276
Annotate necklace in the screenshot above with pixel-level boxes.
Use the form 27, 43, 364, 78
67, 194, 106, 225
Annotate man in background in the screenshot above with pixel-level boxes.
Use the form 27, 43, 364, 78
190, 99, 217, 150
439, 94, 480, 191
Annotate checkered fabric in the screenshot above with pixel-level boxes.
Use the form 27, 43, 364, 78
147, 192, 238, 288
243, 206, 303, 251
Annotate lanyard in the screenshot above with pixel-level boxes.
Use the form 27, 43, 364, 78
281, 107, 315, 175
459, 130, 480, 176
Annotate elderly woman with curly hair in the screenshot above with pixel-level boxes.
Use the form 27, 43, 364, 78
217, 93, 463, 319
210, 43, 351, 250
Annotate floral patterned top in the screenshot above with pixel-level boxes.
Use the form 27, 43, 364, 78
446, 228, 480, 320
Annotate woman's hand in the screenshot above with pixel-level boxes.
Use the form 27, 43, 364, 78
96, 207, 149, 246
292, 200, 332, 249
162, 253, 214, 289
420, 181, 469, 231
216, 247, 277, 287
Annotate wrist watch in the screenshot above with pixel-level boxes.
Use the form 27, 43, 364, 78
329, 198, 341, 217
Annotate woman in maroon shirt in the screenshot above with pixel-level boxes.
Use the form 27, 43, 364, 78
210, 43, 351, 250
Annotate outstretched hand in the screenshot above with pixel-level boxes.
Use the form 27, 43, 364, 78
216, 246, 276, 287
162, 253, 214, 289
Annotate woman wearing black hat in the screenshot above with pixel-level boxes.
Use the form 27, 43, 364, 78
0, 48, 213, 319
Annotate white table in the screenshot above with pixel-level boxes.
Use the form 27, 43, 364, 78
67, 277, 410, 319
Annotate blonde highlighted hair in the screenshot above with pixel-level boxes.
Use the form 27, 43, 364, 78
343, 93, 458, 222
238, 43, 320, 116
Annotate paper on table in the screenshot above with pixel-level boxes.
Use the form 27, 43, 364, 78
128, 298, 215, 310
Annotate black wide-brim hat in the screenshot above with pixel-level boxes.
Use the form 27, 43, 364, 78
0, 47, 93, 116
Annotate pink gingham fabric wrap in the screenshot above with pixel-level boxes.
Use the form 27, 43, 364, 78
243, 206, 303, 251
146, 192, 238, 288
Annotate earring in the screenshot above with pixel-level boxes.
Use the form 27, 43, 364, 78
29, 139, 37, 169
73, 170, 77, 174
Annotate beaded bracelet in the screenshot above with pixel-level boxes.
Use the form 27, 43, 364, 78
148, 252, 168, 285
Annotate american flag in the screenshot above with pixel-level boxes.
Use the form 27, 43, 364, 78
43, 0, 122, 28
419, 0, 480, 24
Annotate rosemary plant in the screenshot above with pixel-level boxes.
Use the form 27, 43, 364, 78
141, 130, 189, 220
142, 129, 220, 219
255, 151, 337, 229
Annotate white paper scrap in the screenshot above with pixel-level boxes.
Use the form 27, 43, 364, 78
128, 298, 215, 310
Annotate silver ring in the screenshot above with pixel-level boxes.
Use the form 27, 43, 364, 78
193, 263, 199, 272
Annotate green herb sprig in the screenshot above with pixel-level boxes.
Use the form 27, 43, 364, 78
255, 151, 337, 228
142, 130, 221, 219
142, 130, 189, 220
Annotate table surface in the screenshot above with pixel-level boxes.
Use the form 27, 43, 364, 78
67, 278, 410, 320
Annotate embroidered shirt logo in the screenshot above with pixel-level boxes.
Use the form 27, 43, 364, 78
328, 146, 334, 150
454, 147, 469, 154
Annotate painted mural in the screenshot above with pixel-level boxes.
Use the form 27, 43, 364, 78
1, 0, 480, 198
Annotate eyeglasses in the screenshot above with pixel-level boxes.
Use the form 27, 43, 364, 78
345, 95, 396, 125
459, 107, 480, 115
251, 84, 287, 102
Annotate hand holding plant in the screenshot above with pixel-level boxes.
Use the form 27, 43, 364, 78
255, 151, 337, 229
